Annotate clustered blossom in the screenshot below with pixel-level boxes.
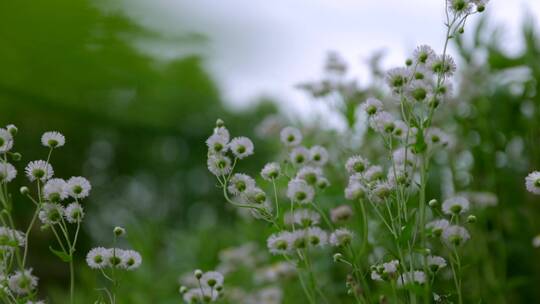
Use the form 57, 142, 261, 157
86, 247, 142, 270
267, 228, 330, 255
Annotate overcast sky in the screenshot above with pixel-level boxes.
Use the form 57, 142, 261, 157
112, 0, 540, 122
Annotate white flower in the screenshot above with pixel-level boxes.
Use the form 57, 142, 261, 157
64, 202, 85, 223
86, 247, 109, 269
267, 232, 292, 255
442, 196, 470, 215
0, 162, 17, 183
41, 131, 65, 148
329, 228, 354, 247
428, 54, 457, 77
427, 256, 447, 272
345, 155, 369, 174
442, 225, 470, 246
8, 269, 38, 295
364, 165, 383, 181
280, 127, 302, 147
371, 271, 383, 281
289, 230, 308, 250
66, 176, 91, 199
370, 111, 396, 134
228, 174, 256, 196
406, 80, 432, 103
413, 45, 436, 65
307, 227, 328, 247
25, 160, 53, 182
201, 271, 224, 288
360, 98, 383, 116
386, 67, 410, 92
393, 147, 417, 167
289, 147, 310, 166
105, 248, 124, 268
330, 205, 353, 223
533, 235, 540, 248
261, 162, 281, 181
398, 271, 426, 287
370, 182, 393, 203
120, 250, 142, 271
38, 203, 64, 225
296, 166, 323, 185
183, 288, 218, 303
207, 154, 232, 176
229, 137, 254, 159
43, 178, 68, 202
286, 179, 314, 204
426, 219, 450, 237
426, 128, 450, 148
0, 128, 14, 153
214, 126, 230, 143
0, 227, 25, 250
345, 180, 367, 200
309, 145, 329, 166
382, 260, 400, 275
206, 133, 229, 154
392, 120, 409, 140
447, 0, 473, 16
285, 209, 320, 227
525, 171, 540, 195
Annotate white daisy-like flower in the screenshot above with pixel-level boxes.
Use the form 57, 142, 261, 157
426, 219, 450, 237
442, 225, 470, 246
86, 247, 109, 269
280, 127, 302, 147
393, 147, 417, 167
8, 269, 38, 295
214, 126, 230, 142
43, 178, 68, 202
525, 171, 540, 195
329, 228, 354, 247
426, 128, 451, 148
105, 248, 125, 268
0, 128, 14, 153
428, 54, 457, 77
183, 288, 218, 303
289, 230, 308, 250
201, 271, 224, 288
64, 202, 84, 223
267, 232, 292, 255
38, 203, 64, 225
261, 162, 281, 181
206, 133, 229, 154
447, 0, 473, 16
242, 187, 267, 205
392, 120, 409, 140
207, 154, 232, 177
0, 227, 26, 250
309, 145, 329, 166
406, 80, 432, 103
316, 177, 330, 189
289, 146, 310, 166
66, 176, 91, 199
382, 260, 400, 275
345, 180, 367, 201
296, 166, 323, 185
360, 98, 384, 116
307, 227, 328, 247
413, 45, 436, 65
286, 179, 314, 204
285, 209, 320, 227
442, 196, 470, 215
227, 173, 256, 196
41, 131, 65, 148
386, 67, 410, 92
120, 249, 142, 271
371, 271, 383, 281
345, 155, 369, 174
398, 271, 426, 287
427, 256, 447, 272
229, 137, 254, 159
0, 162, 17, 183
370, 182, 393, 203
533, 235, 540, 248
330, 205, 353, 223
370, 111, 396, 134
25, 160, 53, 182
364, 165, 384, 181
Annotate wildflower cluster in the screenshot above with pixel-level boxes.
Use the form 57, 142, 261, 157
180, 270, 224, 303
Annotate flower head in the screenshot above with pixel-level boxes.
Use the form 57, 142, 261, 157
442, 196, 470, 215
41, 131, 65, 148
413, 45, 436, 65
8, 269, 38, 295
207, 154, 232, 176
0, 227, 25, 250
525, 171, 540, 195
206, 133, 229, 154
442, 225, 470, 246
307, 227, 328, 247
86, 247, 109, 269
120, 249, 142, 270
261, 162, 281, 181
345, 155, 369, 174
201, 271, 224, 288
329, 228, 354, 247
427, 256, 447, 272
0, 162, 17, 183
64, 202, 85, 223
229, 137, 254, 159
0, 128, 14, 153
360, 98, 383, 116
286, 179, 314, 204
330, 205, 353, 223
289, 147, 310, 166
25, 160, 53, 182
43, 178, 68, 202
267, 232, 292, 255
280, 127, 302, 147
285, 209, 320, 227
426, 219, 450, 237
66, 176, 91, 199
309, 145, 329, 166
228, 174, 256, 196
38, 203, 64, 225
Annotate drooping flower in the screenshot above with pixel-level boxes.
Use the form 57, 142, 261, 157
398, 271, 426, 287
360, 98, 384, 117
426, 219, 450, 237
442, 225, 470, 246
442, 196, 470, 215
8, 269, 38, 295
120, 250, 142, 271
0, 227, 25, 250
41, 131, 65, 148
285, 209, 320, 227
207, 154, 232, 176
345, 180, 367, 201
427, 256, 447, 272
25, 160, 54, 182
370, 111, 396, 134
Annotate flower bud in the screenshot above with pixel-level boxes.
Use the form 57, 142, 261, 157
179, 286, 188, 294
10, 152, 21, 161
405, 58, 413, 66
428, 199, 438, 208
333, 253, 344, 262
194, 269, 203, 279
467, 215, 477, 223
7, 124, 17, 136
216, 119, 225, 128
20, 186, 29, 195
113, 226, 126, 237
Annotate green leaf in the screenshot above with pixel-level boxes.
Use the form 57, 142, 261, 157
49, 246, 72, 262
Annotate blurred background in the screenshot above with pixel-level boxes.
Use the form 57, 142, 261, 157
1, 0, 540, 303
